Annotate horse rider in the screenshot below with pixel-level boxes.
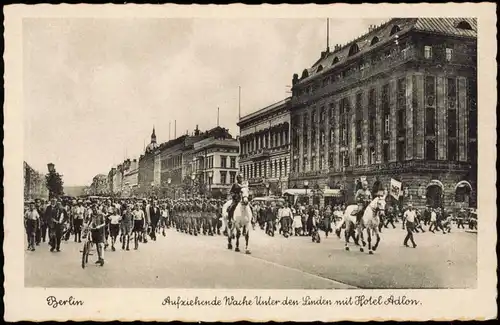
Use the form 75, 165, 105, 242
227, 173, 244, 222
354, 179, 372, 224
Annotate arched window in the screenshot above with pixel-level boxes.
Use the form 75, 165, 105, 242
456, 21, 473, 30
348, 43, 359, 56
332, 56, 339, 65
316, 65, 323, 73
390, 25, 401, 36
301, 69, 309, 79
370, 36, 379, 46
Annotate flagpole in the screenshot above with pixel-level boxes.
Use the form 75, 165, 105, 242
238, 86, 241, 119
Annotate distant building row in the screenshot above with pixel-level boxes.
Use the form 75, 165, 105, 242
92, 125, 239, 199
23, 161, 49, 200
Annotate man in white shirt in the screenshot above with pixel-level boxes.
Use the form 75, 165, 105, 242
279, 202, 293, 237
24, 201, 40, 251
429, 208, 437, 233
73, 201, 85, 243
403, 203, 417, 248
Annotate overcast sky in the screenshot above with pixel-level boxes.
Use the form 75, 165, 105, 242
23, 17, 387, 186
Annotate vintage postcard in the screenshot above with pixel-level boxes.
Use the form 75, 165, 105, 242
4, 3, 497, 322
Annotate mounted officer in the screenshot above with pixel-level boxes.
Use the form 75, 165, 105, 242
227, 174, 244, 222
354, 179, 372, 224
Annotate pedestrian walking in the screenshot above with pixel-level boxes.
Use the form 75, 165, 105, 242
24, 201, 40, 251
403, 203, 417, 248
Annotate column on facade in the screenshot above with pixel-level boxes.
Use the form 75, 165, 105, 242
333, 100, 340, 172
389, 78, 397, 162
297, 114, 303, 173
458, 76, 468, 162
414, 73, 425, 159
375, 84, 383, 164
437, 76, 447, 160
349, 95, 356, 167
362, 90, 369, 165
405, 74, 414, 160
306, 110, 311, 172
324, 101, 330, 172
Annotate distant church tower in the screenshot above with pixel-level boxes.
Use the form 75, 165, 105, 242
151, 126, 157, 144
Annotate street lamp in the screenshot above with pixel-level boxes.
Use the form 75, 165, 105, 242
265, 182, 270, 197
191, 173, 196, 198
304, 180, 309, 204
208, 171, 213, 197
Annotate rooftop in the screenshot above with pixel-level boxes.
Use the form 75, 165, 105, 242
238, 97, 291, 125
298, 18, 477, 84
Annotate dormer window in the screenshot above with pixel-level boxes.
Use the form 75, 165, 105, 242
456, 20, 473, 30
301, 69, 309, 79
316, 65, 323, 73
332, 56, 339, 65
348, 43, 360, 56
390, 25, 401, 36
370, 36, 379, 46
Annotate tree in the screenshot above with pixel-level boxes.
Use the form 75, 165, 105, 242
45, 170, 64, 199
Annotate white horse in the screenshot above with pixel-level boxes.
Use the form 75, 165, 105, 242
224, 186, 253, 254
221, 200, 232, 236
341, 204, 360, 251
358, 195, 386, 254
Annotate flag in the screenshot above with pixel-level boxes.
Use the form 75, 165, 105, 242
390, 178, 402, 199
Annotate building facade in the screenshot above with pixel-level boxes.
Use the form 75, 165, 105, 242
23, 161, 49, 200
90, 174, 109, 196
137, 125, 238, 199
122, 159, 139, 197
288, 18, 477, 208
238, 98, 291, 197
192, 127, 239, 198
138, 128, 160, 196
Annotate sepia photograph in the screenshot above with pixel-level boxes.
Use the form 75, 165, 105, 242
4, 3, 497, 322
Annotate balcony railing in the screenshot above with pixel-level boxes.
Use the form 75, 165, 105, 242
240, 144, 290, 160
290, 160, 470, 179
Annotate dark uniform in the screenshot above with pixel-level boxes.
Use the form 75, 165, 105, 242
228, 182, 243, 220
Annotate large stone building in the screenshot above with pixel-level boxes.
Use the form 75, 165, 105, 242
192, 127, 239, 198
138, 125, 239, 198
237, 98, 291, 197
288, 18, 477, 208
23, 161, 49, 200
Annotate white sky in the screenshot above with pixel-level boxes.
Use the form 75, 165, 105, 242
23, 17, 388, 186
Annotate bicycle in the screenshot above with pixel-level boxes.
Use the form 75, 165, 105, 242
80, 223, 94, 269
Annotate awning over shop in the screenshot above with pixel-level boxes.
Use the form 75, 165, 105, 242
283, 188, 342, 197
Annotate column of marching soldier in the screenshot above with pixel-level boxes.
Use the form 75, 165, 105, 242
23, 197, 228, 265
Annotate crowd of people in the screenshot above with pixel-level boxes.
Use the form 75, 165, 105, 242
24, 186, 477, 264
23, 197, 229, 266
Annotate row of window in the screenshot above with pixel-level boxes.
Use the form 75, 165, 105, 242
290, 75, 477, 172
240, 159, 288, 180
240, 130, 289, 155
219, 171, 237, 185
297, 42, 466, 99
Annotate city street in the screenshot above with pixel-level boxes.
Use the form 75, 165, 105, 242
25, 225, 477, 289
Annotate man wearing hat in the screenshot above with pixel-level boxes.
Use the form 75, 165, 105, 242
227, 174, 244, 222
49, 200, 69, 252
354, 180, 372, 225
43, 198, 57, 245
149, 200, 160, 241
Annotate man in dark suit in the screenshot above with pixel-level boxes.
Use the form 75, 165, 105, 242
149, 201, 161, 241
44, 199, 57, 245
49, 201, 69, 252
